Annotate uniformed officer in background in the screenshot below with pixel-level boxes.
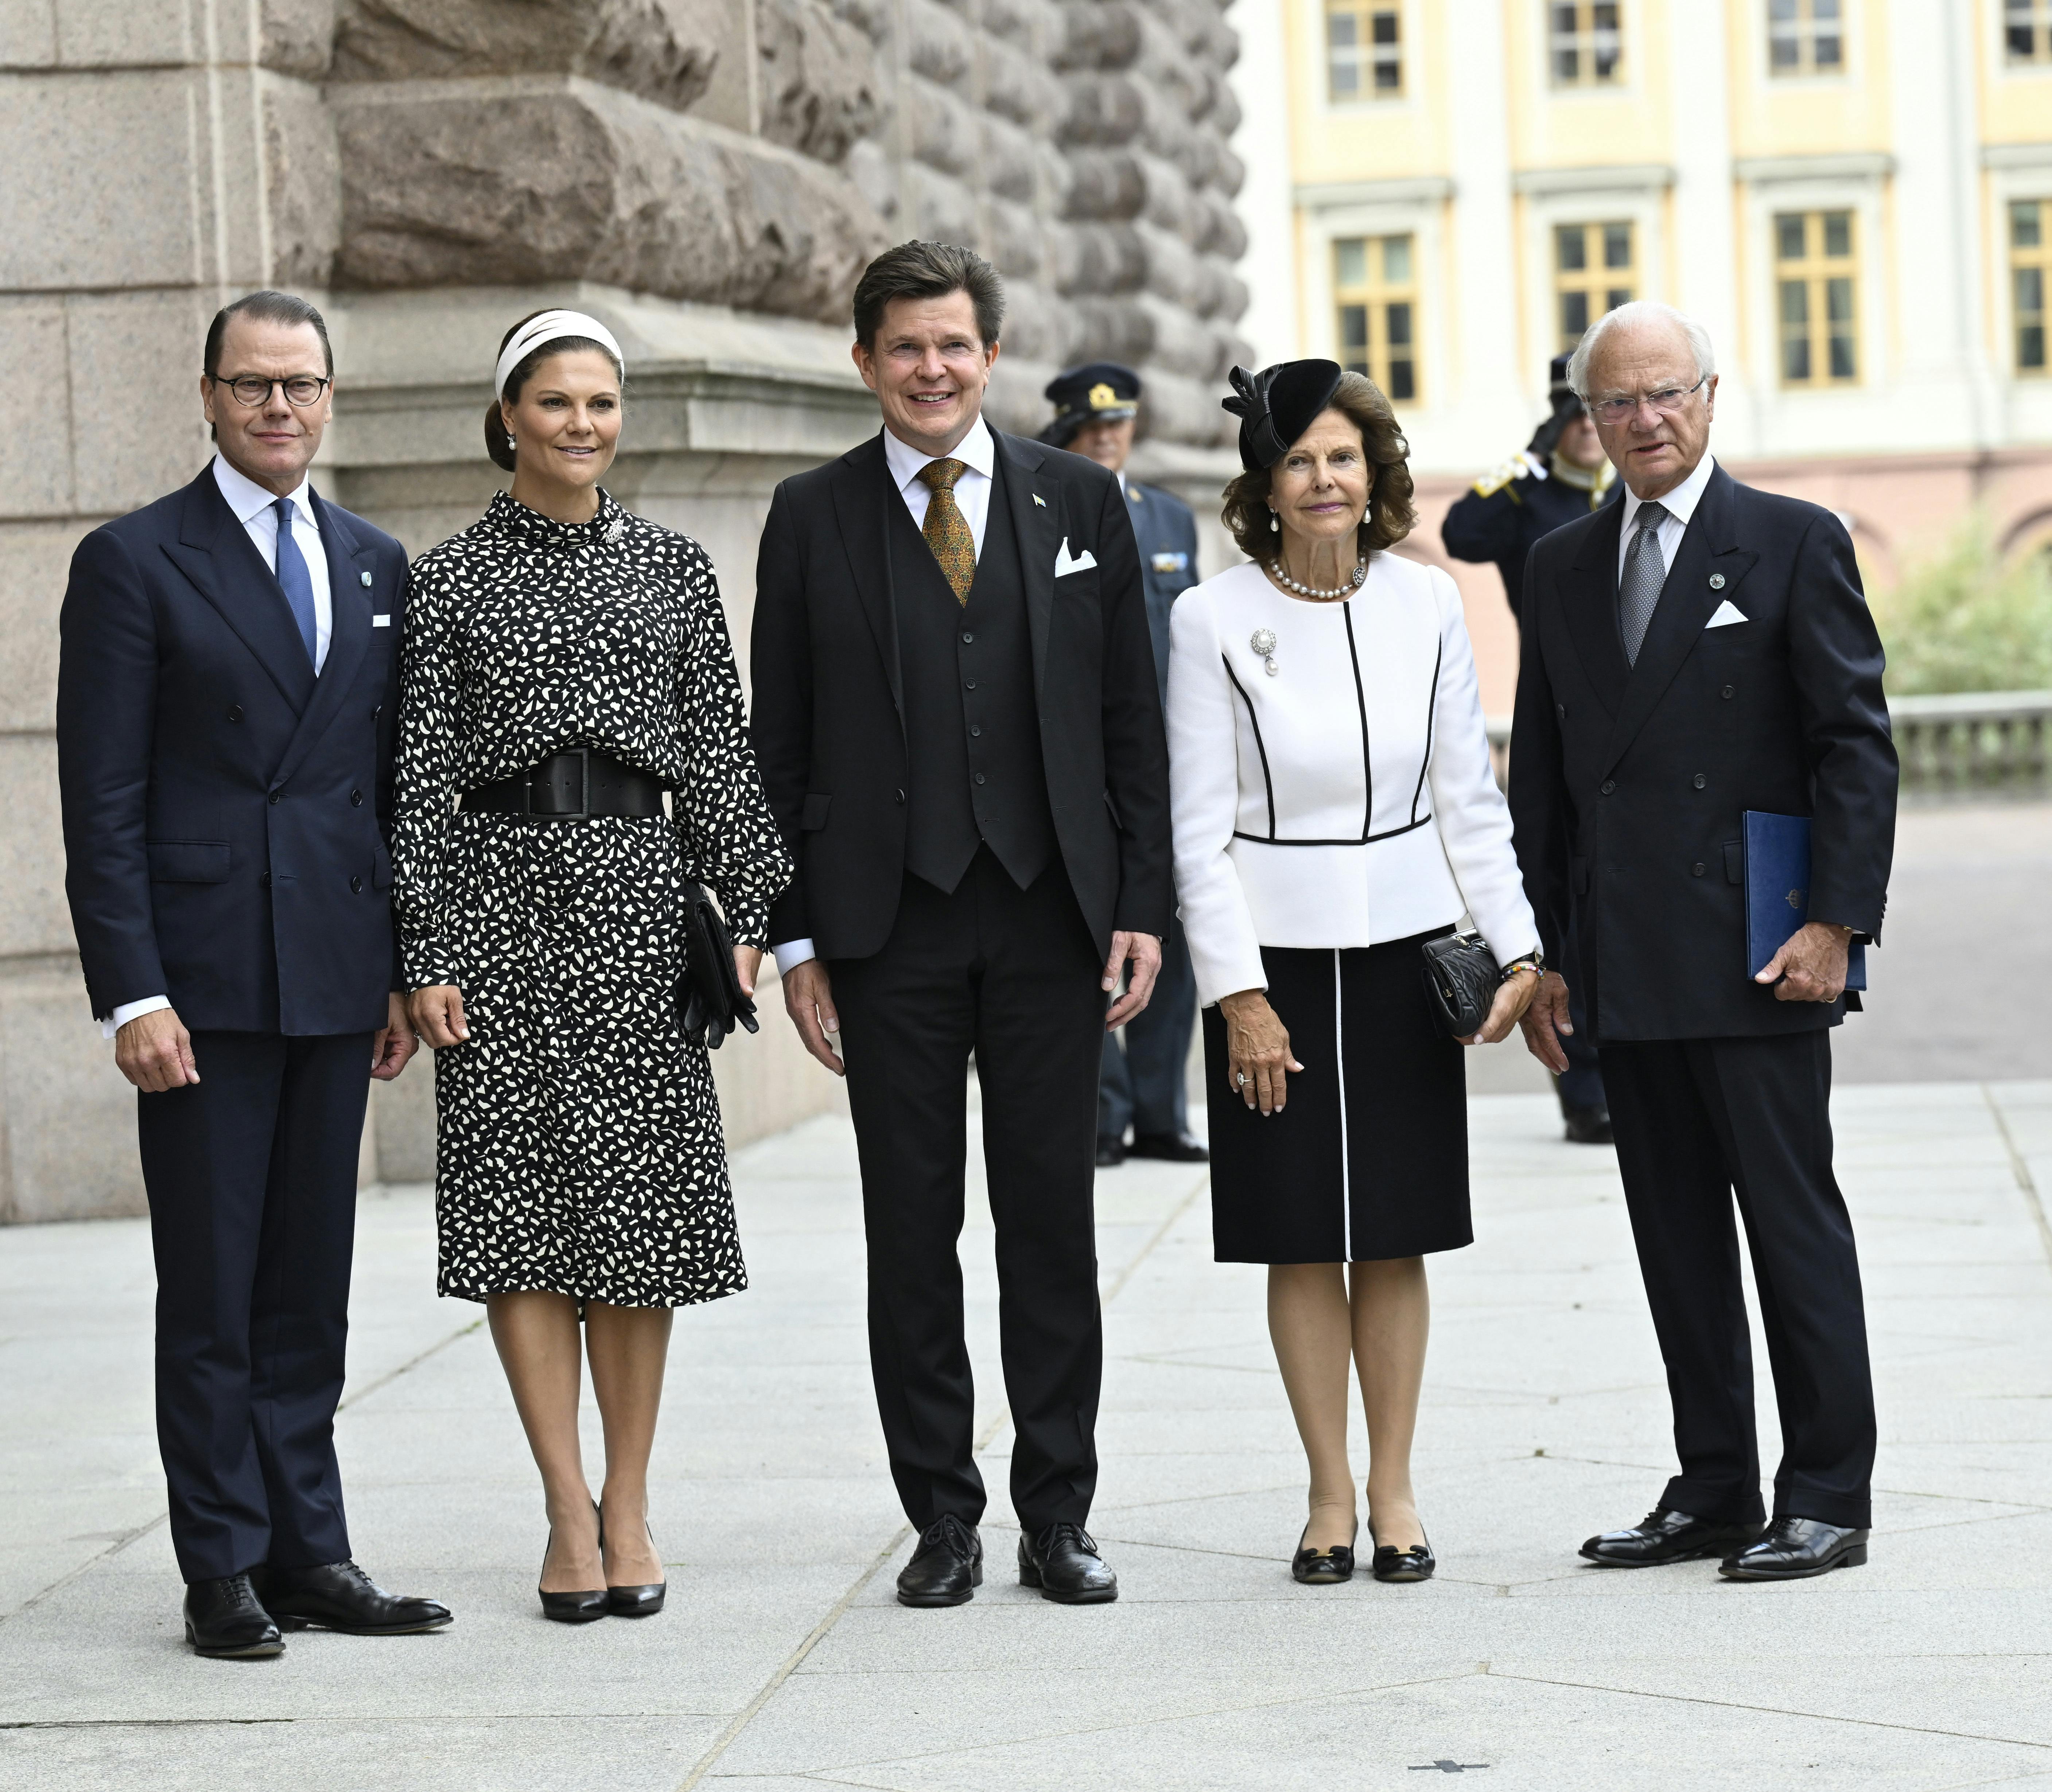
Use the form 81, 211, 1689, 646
1443, 352, 1617, 1144
1041, 362, 1206, 1168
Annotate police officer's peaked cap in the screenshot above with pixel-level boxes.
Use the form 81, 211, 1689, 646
1040, 362, 1142, 447
1548, 352, 1575, 400
1221, 360, 1344, 472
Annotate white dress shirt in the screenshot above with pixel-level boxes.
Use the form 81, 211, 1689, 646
772, 418, 998, 978
101, 456, 335, 1037
1168, 557, 1539, 1008
1617, 451, 1717, 588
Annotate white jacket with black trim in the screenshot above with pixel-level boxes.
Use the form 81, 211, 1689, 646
1166, 554, 1540, 1008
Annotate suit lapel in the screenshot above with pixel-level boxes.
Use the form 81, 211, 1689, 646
273, 488, 376, 788
830, 435, 902, 728
162, 468, 316, 713
995, 430, 1060, 694
1562, 501, 1629, 720
1599, 466, 1760, 778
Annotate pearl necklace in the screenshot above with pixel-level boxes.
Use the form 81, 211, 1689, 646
1266, 557, 1367, 601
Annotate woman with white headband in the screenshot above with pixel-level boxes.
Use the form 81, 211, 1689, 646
392, 310, 792, 1624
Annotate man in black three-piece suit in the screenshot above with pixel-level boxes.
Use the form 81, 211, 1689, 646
56, 292, 450, 1656
1509, 301, 1897, 1582
1035, 360, 1206, 1170
751, 244, 1172, 1607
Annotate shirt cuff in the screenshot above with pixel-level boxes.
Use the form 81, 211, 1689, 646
771, 939, 817, 977
102, 995, 171, 1040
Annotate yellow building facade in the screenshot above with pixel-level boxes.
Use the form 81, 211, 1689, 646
1228, 0, 2052, 708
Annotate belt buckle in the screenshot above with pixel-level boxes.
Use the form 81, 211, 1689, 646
525, 747, 589, 820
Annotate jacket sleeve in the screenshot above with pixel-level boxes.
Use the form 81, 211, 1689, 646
1507, 541, 1574, 964
56, 526, 167, 1018
674, 546, 793, 950
1787, 510, 1896, 938
748, 480, 814, 947
1166, 589, 1264, 1006
390, 558, 463, 990
1097, 470, 1173, 937
1439, 466, 1532, 567
1423, 569, 1540, 967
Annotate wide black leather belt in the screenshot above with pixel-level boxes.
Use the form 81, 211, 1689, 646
460, 748, 667, 820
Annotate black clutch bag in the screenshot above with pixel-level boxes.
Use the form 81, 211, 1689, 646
1419, 931, 1500, 1039
676, 879, 759, 1050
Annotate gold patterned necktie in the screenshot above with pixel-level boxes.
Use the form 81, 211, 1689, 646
917, 457, 976, 605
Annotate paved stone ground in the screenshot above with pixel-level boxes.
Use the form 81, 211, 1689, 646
4, 1074, 2050, 1790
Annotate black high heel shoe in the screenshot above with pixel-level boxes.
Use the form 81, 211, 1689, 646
1291, 1520, 1358, 1585
1369, 1529, 1435, 1583
606, 1517, 667, 1618
538, 1500, 609, 1623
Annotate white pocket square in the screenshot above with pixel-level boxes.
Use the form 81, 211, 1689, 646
372, 613, 392, 627
1704, 600, 1748, 628
1054, 539, 1097, 577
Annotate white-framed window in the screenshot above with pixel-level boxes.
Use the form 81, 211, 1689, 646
1326, 1, 1403, 102
1768, 0, 1845, 77
1548, 0, 1623, 87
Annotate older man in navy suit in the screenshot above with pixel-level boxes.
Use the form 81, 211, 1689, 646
57, 291, 450, 1657
1039, 363, 1206, 1169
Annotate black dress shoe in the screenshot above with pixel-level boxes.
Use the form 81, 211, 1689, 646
1291, 1522, 1357, 1585
1129, 1131, 1209, 1163
1719, 1517, 1869, 1581
1095, 1136, 1127, 1168
1562, 1105, 1614, 1144
607, 1519, 667, 1617
254, 1560, 453, 1635
1580, 1507, 1764, 1567
1370, 1534, 1435, 1583
538, 1503, 609, 1624
898, 1514, 983, 1607
1019, 1523, 1118, 1604
183, 1573, 285, 1659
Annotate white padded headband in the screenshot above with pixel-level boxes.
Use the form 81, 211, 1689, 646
493, 310, 626, 398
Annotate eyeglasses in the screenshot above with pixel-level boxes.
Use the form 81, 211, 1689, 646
211, 373, 332, 408
1588, 376, 1708, 425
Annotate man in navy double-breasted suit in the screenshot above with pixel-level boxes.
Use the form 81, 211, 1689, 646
56, 291, 450, 1658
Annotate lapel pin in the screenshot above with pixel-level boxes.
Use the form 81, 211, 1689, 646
1031, 492, 1046, 508
1709, 573, 1726, 590
360, 570, 373, 588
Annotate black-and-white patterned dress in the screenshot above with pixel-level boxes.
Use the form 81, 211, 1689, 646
393, 490, 791, 1308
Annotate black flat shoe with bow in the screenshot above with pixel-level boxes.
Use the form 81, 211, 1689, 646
1370, 1533, 1435, 1583
539, 1501, 609, 1624
1291, 1522, 1357, 1585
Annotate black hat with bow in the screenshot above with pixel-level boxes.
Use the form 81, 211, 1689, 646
1221, 360, 1345, 472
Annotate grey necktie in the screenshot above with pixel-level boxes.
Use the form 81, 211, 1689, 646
1617, 500, 1670, 667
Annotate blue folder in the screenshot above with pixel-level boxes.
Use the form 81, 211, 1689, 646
1744, 811, 1866, 990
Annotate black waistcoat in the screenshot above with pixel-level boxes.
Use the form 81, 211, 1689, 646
890, 459, 1058, 894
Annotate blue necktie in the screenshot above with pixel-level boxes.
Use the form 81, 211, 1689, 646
273, 496, 319, 669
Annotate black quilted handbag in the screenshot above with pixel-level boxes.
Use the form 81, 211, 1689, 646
676, 879, 759, 1050
1419, 931, 1500, 1039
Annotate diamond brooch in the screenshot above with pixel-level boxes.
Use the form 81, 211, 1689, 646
1250, 627, 1278, 677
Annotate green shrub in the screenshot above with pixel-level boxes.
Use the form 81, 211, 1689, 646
1870, 514, 2052, 696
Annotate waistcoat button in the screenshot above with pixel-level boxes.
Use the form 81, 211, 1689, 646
1692, 773, 1707, 789
1721, 685, 1735, 699
1692, 862, 1706, 876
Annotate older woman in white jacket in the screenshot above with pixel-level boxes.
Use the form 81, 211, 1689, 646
1170, 362, 1543, 1586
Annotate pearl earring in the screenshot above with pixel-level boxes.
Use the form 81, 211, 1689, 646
1269, 511, 1279, 532
506, 435, 516, 449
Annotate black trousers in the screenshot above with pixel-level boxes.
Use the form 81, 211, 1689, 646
138, 1029, 371, 1583
1099, 912, 1196, 1143
829, 848, 1106, 1534
1601, 1030, 1875, 1529
1556, 925, 1607, 1115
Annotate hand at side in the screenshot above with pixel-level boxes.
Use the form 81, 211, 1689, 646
115, 1007, 198, 1092
782, 959, 843, 1076
1517, 970, 1574, 1074
1102, 931, 1162, 1029
371, 992, 418, 1080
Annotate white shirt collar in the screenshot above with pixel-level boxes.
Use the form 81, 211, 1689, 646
212, 452, 313, 525
882, 414, 995, 493
1622, 451, 1716, 534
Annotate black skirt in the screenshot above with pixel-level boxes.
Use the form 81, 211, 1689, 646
1204, 931, 1471, 1264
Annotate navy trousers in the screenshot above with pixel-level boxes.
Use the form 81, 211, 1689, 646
139, 1029, 371, 1583
1098, 914, 1197, 1143
1600, 1028, 1875, 1530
